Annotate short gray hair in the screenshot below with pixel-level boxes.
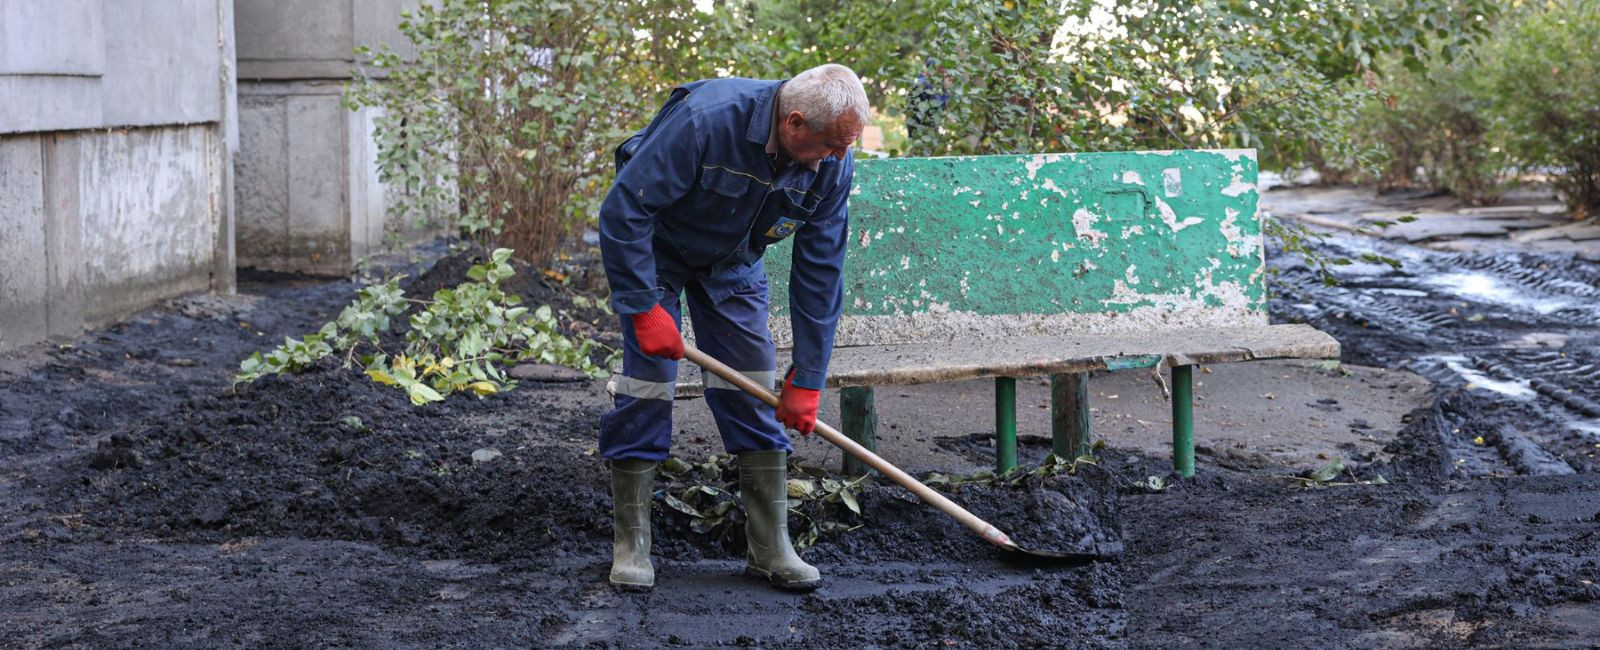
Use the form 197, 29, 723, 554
778, 64, 871, 131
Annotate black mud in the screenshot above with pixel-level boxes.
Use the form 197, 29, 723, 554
3, 238, 1599, 647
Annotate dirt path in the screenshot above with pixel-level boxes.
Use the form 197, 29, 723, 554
2, 237, 1598, 648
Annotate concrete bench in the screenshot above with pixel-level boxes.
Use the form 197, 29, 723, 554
678, 149, 1339, 477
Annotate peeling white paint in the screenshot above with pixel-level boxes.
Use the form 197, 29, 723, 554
1154, 196, 1204, 232
1051, 249, 1061, 262
1102, 278, 1252, 313
900, 255, 911, 270
1072, 207, 1110, 246
1040, 177, 1072, 198
1025, 153, 1065, 180
1219, 207, 1247, 257
1121, 170, 1143, 184
1221, 173, 1254, 197
1125, 264, 1140, 285
1163, 168, 1182, 197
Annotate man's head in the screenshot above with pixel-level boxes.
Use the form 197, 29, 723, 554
775, 64, 870, 166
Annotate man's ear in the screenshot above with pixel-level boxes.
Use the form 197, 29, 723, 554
784, 111, 809, 131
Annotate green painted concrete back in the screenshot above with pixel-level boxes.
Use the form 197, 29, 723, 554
765, 149, 1262, 341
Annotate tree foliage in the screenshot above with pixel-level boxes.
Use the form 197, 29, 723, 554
1339, 0, 1600, 216
1477, 0, 1600, 217
346, 0, 724, 263
347, 0, 1506, 266
723, 0, 1496, 165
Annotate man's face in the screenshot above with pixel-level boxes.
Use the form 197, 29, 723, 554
777, 111, 864, 166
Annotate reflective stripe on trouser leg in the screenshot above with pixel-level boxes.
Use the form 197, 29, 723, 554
685, 276, 790, 455
598, 292, 682, 462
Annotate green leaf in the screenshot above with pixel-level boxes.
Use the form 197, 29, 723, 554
406, 382, 445, 405
786, 479, 815, 500
662, 457, 694, 476
1308, 458, 1346, 483
663, 493, 701, 517
838, 488, 861, 515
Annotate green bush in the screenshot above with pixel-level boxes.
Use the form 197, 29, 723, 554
345, 0, 721, 265
1355, 56, 1510, 203
1478, 0, 1600, 218
1337, 1, 1600, 215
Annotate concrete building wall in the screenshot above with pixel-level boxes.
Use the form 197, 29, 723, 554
0, 0, 234, 353
0, 0, 224, 133
233, 0, 423, 275
78, 127, 223, 321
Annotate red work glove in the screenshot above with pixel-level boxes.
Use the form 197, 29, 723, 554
776, 367, 820, 435
629, 304, 684, 360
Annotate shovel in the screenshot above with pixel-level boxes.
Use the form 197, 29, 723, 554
684, 343, 1107, 562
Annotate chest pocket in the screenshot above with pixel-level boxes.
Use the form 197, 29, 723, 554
756, 187, 821, 244
700, 166, 753, 198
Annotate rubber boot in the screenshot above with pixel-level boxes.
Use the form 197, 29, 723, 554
739, 451, 822, 590
609, 458, 657, 590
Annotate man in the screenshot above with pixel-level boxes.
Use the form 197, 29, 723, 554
597, 64, 868, 591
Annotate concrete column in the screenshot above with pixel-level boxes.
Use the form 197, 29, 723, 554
0, 136, 49, 350
41, 134, 84, 337
232, 0, 423, 275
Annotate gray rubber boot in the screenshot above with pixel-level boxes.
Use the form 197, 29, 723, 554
738, 451, 822, 590
609, 459, 657, 590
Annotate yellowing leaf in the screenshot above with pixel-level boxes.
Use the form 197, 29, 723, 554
839, 489, 861, 515
366, 369, 398, 385
786, 479, 815, 499
406, 382, 445, 405
467, 381, 499, 396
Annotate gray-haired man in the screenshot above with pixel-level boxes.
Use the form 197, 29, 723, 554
598, 64, 868, 590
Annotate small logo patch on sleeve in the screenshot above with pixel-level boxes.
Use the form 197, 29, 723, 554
765, 217, 802, 240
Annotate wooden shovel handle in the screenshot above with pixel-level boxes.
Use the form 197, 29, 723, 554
683, 344, 1016, 550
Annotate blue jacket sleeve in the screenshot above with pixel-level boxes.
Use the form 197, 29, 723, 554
787, 160, 853, 391
598, 100, 702, 315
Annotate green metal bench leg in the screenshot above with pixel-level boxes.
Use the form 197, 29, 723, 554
839, 386, 877, 476
1172, 364, 1195, 477
995, 377, 1017, 473
1051, 372, 1091, 459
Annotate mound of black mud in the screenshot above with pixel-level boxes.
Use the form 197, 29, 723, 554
803, 470, 1124, 564
53, 363, 614, 564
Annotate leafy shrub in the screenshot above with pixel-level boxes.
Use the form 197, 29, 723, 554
237, 248, 616, 404
1355, 56, 1511, 203
345, 0, 721, 264
1477, 0, 1600, 217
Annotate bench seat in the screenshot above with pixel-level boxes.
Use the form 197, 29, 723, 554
672, 323, 1336, 394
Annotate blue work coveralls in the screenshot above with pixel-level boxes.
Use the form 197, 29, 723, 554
597, 77, 853, 462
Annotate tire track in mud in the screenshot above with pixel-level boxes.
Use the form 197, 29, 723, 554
1270, 232, 1600, 477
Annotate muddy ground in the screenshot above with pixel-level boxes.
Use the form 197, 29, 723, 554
2, 225, 1599, 648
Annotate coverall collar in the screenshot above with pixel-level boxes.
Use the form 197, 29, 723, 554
754, 81, 821, 173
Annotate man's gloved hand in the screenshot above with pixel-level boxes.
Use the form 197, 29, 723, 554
629, 304, 684, 360
776, 367, 820, 435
